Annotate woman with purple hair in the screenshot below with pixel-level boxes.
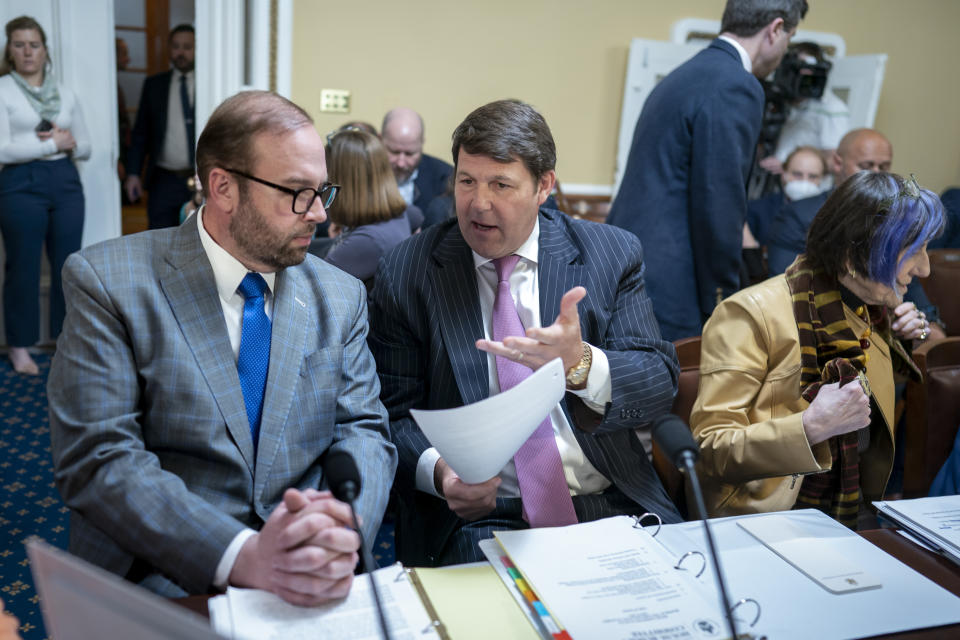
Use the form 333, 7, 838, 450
690, 171, 944, 529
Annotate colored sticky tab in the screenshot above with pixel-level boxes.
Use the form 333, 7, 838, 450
507, 567, 522, 580
554, 631, 572, 640
533, 601, 549, 616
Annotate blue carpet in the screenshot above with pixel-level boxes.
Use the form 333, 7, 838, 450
0, 352, 63, 640
0, 350, 395, 640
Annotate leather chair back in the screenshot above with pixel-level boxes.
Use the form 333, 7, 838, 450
651, 336, 701, 516
903, 337, 960, 496
921, 249, 960, 336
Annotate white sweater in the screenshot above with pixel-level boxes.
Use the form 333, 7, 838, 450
0, 73, 91, 164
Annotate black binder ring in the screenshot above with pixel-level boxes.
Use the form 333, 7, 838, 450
632, 512, 662, 537
673, 550, 706, 578
731, 597, 762, 627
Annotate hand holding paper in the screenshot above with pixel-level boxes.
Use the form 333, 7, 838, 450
410, 358, 566, 484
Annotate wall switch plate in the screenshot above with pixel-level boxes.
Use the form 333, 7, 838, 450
320, 89, 351, 113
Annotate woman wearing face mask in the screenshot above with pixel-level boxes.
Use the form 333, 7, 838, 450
692, 172, 943, 530
746, 146, 825, 249
0, 16, 90, 375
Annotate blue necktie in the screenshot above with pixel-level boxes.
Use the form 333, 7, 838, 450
237, 273, 271, 448
180, 74, 194, 167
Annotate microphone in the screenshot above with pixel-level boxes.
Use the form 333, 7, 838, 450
325, 450, 391, 640
652, 414, 738, 640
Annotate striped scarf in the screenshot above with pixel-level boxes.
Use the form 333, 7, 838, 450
784, 256, 882, 529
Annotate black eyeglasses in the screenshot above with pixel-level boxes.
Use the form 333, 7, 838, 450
225, 168, 339, 214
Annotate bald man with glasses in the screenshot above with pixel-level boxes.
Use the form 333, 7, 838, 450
49, 91, 396, 605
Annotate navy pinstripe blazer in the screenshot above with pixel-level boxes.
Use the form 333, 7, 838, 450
48, 214, 396, 595
369, 209, 682, 564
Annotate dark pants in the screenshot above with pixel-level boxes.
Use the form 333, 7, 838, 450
0, 158, 84, 346
147, 167, 192, 229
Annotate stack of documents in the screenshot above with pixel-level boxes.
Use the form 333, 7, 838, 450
481, 510, 960, 640
875, 494, 960, 565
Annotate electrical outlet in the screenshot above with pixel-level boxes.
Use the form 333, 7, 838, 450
320, 89, 351, 113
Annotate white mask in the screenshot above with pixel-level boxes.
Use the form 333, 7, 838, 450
783, 179, 822, 201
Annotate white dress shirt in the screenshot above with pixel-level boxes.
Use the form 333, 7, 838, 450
157, 68, 194, 171
397, 167, 418, 206
196, 206, 276, 588
718, 35, 753, 73
415, 220, 614, 499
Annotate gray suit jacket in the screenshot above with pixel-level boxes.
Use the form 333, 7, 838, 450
369, 210, 682, 565
49, 214, 396, 595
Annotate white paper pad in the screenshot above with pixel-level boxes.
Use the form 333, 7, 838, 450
410, 357, 566, 483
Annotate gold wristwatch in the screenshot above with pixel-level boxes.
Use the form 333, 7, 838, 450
565, 342, 593, 390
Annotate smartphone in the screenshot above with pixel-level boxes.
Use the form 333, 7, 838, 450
35, 119, 54, 133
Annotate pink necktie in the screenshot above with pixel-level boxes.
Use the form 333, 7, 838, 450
492, 255, 577, 528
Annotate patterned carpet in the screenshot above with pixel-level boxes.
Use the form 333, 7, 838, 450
0, 352, 64, 640
0, 350, 395, 640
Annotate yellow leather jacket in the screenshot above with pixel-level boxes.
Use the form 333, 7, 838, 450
690, 275, 895, 516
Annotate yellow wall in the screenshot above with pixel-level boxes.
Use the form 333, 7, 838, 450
292, 0, 960, 193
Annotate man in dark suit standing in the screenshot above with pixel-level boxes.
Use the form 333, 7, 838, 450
381, 107, 453, 220
606, 0, 807, 341
124, 24, 196, 229
369, 100, 681, 567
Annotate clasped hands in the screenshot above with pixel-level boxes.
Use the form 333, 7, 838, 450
890, 301, 942, 342
437, 286, 587, 522
230, 488, 361, 606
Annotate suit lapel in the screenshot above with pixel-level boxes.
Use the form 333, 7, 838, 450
253, 267, 308, 491
431, 226, 488, 405
159, 215, 255, 472
538, 211, 583, 330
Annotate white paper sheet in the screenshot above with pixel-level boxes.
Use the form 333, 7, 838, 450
410, 357, 566, 483
494, 517, 735, 640
876, 495, 960, 561
658, 510, 960, 640
211, 564, 441, 640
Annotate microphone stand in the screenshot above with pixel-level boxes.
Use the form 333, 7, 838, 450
346, 503, 391, 640
679, 450, 739, 640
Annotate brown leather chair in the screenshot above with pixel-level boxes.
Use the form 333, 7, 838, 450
651, 336, 701, 515
903, 337, 960, 497
920, 249, 960, 336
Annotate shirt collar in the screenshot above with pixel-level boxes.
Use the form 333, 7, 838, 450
717, 35, 752, 73
472, 216, 540, 271
197, 205, 276, 301
397, 167, 419, 188
171, 68, 194, 82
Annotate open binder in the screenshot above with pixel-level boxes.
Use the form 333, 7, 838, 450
210, 562, 540, 640
480, 510, 960, 640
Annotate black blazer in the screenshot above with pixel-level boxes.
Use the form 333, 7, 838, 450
126, 71, 192, 186
413, 153, 453, 213
607, 39, 764, 341
369, 209, 682, 565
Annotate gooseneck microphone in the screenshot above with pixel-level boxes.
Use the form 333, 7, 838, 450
325, 450, 391, 640
652, 414, 738, 640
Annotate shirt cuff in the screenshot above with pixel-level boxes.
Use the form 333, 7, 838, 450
42, 138, 58, 156
415, 447, 443, 498
213, 528, 257, 590
569, 344, 611, 412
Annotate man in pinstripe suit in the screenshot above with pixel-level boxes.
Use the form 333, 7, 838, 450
48, 92, 396, 603
369, 100, 682, 567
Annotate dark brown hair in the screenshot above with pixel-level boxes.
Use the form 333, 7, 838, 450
451, 99, 555, 183
195, 91, 313, 191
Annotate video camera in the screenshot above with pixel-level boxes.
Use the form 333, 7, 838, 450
757, 42, 833, 156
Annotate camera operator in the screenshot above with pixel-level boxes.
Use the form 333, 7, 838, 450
757, 42, 850, 178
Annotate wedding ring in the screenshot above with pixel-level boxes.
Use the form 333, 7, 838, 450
920, 322, 929, 341
517, 351, 524, 361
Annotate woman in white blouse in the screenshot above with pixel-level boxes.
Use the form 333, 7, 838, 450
0, 16, 89, 375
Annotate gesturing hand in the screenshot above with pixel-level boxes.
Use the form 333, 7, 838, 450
476, 286, 586, 371
801, 381, 871, 446
230, 488, 361, 606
